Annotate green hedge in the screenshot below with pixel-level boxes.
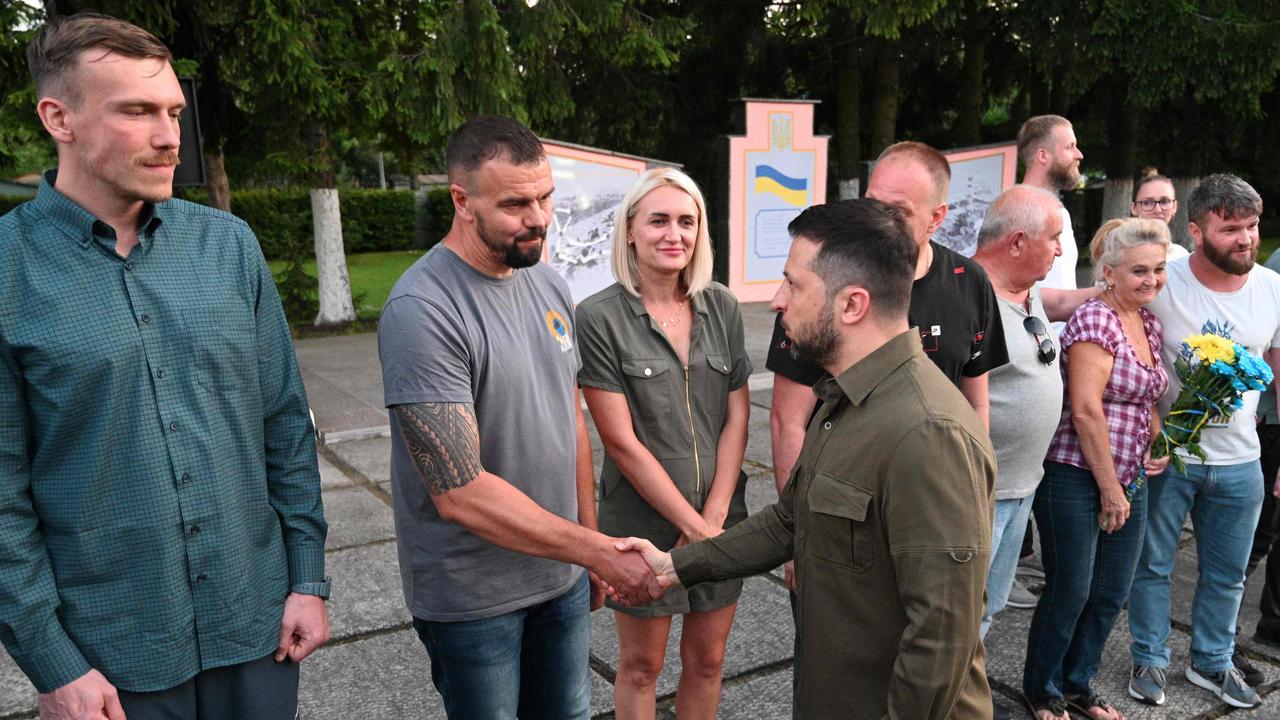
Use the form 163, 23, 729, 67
0, 195, 29, 216
185, 186, 454, 260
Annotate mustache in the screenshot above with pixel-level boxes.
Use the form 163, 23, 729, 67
515, 226, 547, 242
135, 152, 181, 168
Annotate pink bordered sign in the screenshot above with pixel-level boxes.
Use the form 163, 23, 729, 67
933, 142, 1018, 257
728, 100, 829, 302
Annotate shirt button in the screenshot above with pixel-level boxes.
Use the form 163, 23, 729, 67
196, 573, 207, 582
140, 314, 151, 324
169, 421, 178, 432
190, 525, 200, 535
181, 472, 191, 484
823, 421, 832, 430
124, 262, 134, 272
723, 365, 729, 372
644, 368, 652, 376
155, 368, 165, 379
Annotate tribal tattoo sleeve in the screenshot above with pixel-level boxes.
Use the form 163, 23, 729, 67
393, 402, 484, 495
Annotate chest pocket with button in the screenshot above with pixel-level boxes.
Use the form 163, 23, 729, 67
702, 352, 733, 417
804, 472, 874, 573
620, 358, 672, 443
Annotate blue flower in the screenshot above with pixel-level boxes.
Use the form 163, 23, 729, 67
1232, 377, 1248, 392
1210, 359, 1235, 377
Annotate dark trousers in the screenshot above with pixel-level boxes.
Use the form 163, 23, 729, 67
1248, 423, 1280, 637
117, 653, 299, 720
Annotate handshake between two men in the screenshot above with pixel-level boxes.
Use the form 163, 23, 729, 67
590, 538, 682, 607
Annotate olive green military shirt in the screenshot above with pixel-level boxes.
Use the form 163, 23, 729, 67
674, 330, 995, 720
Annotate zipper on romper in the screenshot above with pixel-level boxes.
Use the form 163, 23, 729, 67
684, 365, 702, 494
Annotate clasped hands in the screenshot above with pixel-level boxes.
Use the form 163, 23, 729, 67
591, 537, 682, 607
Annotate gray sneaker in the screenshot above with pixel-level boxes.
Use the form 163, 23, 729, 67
1128, 664, 1166, 705
1005, 577, 1041, 609
1185, 665, 1260, 709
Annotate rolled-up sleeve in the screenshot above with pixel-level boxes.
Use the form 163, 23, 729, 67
883, 419, 993, 719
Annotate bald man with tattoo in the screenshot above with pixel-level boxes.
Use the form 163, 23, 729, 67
377, 116, 660, 719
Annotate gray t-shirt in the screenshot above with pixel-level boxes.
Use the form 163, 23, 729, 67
379, 245, 583, 621
988, 288, 1064, 500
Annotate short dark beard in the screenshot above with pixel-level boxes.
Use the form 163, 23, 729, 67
788, 302, 840, 368
1047, 161, 1080, 192
476, 213, 546, 269
1201, 235, 1256, 275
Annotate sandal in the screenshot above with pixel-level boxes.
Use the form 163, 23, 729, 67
1065, 693, 1123, 720
1022, 694, 1070, 720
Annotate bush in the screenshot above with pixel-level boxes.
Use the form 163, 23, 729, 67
0, 194, 30, 216
184, 187, 449, 260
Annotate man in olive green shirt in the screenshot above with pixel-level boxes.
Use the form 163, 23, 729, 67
622, 198, 995, 719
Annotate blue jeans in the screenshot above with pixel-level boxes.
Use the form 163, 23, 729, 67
982, 494, 1036, 637
1129, 460, 1263, 672
1023, 461, 1147, 702
413, 574, 591, 720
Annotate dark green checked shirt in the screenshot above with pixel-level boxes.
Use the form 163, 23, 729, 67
0, 173, 327, 693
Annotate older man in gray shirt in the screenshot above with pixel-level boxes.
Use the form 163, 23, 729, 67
971, 186, 1097, 639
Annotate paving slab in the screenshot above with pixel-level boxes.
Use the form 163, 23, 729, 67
325, 541, 411, 640
715, 665, 794, 719
325, 436, 393, 485
588, 575, 794, 703
317, 450, 355, 490
0, 650, 35, 718
298, 629, 440, 719
322, 485, 396, 551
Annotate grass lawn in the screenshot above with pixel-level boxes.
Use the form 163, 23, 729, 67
268, 249, 425, 323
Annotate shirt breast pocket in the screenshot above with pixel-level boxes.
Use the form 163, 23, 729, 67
182, 304, 256, 393
805, 472, 873, 573
620, 358, 673, 438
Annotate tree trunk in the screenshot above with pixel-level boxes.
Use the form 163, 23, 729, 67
955, 15, 990, 147
833, 11, 862, 200
305, 121, 355, 326
1171, 176, 1199, 250
311, 188, 357, 326
1101, 78, 1136, 222
204, 151, 231, 212
868, 40, 900, 158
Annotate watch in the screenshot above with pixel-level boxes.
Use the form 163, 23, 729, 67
291, 577, 332, 599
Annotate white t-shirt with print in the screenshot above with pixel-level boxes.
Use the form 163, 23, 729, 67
1148, 256, 1280, 465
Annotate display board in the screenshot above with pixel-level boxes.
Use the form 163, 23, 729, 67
932, 143, 1019, 257
541, 141, 650, 303
727, 100, 828, 302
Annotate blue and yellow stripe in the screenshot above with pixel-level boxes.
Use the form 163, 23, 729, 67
753, 165, 808, 206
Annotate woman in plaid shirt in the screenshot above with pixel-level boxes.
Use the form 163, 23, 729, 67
1022, 218, 1173, 720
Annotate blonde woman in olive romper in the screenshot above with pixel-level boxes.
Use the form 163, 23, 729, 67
576, 167, 752, 720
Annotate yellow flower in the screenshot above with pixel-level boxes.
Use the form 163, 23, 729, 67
1186, 333, 1236, 365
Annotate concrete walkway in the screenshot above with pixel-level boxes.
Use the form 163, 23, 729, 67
3, 301, 1278, 719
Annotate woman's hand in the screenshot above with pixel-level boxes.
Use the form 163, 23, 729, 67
1097, 485, 1131, 534
1142, 449, 1169, 477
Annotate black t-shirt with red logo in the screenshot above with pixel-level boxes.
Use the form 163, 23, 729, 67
766, 241, 1008, 387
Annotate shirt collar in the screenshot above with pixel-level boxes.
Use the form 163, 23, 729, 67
621, 286, 710, 318
816, 329, 923, 407
34, 169, 166, 249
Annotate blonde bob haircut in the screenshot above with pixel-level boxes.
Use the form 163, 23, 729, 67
1089, 217, 1170, 283
611, 167, 714, 297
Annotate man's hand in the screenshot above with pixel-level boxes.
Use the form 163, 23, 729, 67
587, 571, 609, 611
593, 543, 663, 606
783, 560, 797, 593
275, 592, 330, 664
37, 669, 125, 720
615, 537, 680, 589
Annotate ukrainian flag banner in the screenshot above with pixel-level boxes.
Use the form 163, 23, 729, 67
753, 165, 808, 207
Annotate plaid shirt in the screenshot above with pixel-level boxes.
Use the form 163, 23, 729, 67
0, 174, 326, 693
1048, 298, 1169, 483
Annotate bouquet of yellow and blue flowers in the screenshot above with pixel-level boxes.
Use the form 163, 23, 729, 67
1130, 332, 1274, 501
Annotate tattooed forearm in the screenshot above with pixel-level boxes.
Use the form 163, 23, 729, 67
394, 403, 483, 496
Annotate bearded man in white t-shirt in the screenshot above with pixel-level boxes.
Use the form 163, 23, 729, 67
1126, 174, 1280, 710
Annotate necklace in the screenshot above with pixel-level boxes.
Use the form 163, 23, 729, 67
657, 300, 686, 328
